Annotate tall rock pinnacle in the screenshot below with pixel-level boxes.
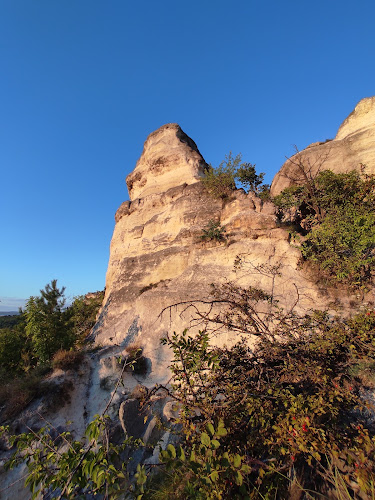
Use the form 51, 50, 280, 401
126, 123, 207, 200
92, 123, 327, 375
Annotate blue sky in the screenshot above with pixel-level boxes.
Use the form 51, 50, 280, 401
1, 0, 374, 310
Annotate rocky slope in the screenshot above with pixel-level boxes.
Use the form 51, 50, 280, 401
271, 96, 375, 196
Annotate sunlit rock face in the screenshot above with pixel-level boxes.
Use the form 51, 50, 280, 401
271, 97, 375, 196
126, 123, 208, 200
94, 124, 327, 381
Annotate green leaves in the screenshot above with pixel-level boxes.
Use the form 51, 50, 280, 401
2, 411, 134, 499
154, 288, 375, 498
200, 220, 226, 242
201, 432, 211, 447
202, 152, 266, 199
275, 169, 375, 288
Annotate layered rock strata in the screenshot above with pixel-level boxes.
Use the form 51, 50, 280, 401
271, 96, 375, 196
93, 124, 328, 383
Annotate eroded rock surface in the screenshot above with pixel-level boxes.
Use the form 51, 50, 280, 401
1, 121, 356, 499
126, 123, 208, 200
93, 124, 329, 381
271, 96, 375, 196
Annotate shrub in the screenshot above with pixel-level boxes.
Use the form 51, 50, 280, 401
202, 152, 266, 199
202, 163, 237, 199
301, 206, 375, 286
147, 289, 375, 498
52, 350, 84, 371
0, 327, 27, 376
274, 169, 375, 287
65, 291, 104, 345
0, 371, 46, 421
200, 220, 226, 242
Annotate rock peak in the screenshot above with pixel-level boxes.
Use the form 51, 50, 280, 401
271, 96, 375, 196
126, 124, 207, 200
336, 96, 375, 140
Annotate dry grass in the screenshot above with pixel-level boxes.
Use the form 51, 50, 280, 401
52, 350, 84, 371
0, 373, 45, 421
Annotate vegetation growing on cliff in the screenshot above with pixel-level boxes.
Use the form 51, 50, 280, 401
274, 169, 375, 288
2, 169, 375, 498
138, 282, 375, 499
200, 219, 227, 242
3, 274, 375, 498
202, 153, 270, 200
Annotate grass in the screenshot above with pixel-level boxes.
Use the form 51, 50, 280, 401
52, 349, 84, 371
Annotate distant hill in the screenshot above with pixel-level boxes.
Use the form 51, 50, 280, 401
0, 311, 19, 316
0, 313, 22, 329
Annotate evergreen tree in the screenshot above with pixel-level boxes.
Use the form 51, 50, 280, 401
25, 280, 74, 363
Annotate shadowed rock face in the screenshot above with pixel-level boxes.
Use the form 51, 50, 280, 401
271, 97, 375, 196
126, 123, 208, 200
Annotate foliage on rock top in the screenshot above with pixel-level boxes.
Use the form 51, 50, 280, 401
202, 152, 269, 200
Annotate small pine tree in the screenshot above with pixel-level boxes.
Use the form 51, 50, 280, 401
25, 280, 74, 363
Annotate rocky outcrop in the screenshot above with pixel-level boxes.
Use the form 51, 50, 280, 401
126, 123, 208, 200
93, 124, 330, 385
271, 96, 375, 196
2, 120, 361, 499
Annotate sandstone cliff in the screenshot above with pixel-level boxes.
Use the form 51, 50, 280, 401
92, 123, 330, 387
271, 96, 375, 196
2, 117, 367, 499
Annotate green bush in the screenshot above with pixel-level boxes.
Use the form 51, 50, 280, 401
302, 205, 375, 285
0, 327, 27, 376
202, 152, 267, 199
200, 220, 226, 242
274, 169, 375, 287
145, 286, 375, 498
65, 291, 104, 345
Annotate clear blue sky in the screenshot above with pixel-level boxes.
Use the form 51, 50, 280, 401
1, 0, 374, 310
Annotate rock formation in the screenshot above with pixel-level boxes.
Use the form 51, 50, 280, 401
126, 123, 208, 200
3, 115, 369, 499
271, 96, 375, 196
92, 123, 330, 387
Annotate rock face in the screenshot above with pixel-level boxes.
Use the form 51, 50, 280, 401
1, 122, 355, 499
126, 123, 208, 200
93, 124, 330, 384
271, 96, 375, 196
